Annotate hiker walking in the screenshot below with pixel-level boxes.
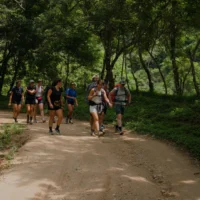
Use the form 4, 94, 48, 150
25, 80, 36, 125
8, 80, 24, 123
109, 80, 131, 135
66, 82, 78, 124
47, 79, 63, 134
34, 79, 46, 123
88, 80, 112, 137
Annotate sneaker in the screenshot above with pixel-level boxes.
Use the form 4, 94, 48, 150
49, 130, 54, 135
29, 120, 33, 125
99, 126, 105, 133
69, 119, 73, 124
91, 130, 96, 137
99, 131, 105, 137
120, 131, 124, 135
55, 129, 61, 135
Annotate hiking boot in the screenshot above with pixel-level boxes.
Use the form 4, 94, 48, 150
69, 119, 73, 124
34, 119, 37, 123
49, 130, 54, 135
55, 128, 61, 135
29, 120, 33, 125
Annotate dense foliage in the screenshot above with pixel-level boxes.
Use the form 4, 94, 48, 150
0, 0, 200, 95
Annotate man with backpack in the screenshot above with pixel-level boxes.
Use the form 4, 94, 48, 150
109, 80, 131, 135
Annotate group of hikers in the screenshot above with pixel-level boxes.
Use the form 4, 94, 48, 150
8, 75, 131, 136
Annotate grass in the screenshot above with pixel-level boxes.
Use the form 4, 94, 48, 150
0, 124, 27, 160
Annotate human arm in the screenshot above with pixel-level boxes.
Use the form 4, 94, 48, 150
88, 89, 96, 101
102, 89, 112, 107
127, 91, 132, 105
108, 89, 115, 104
8, 91, 13, 106
47, 89, 53, 108
26, 87, 36, 94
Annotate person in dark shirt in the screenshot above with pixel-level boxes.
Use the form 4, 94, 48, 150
8, 80, 24, 123
66, 82, 78, 124
47, 78, 64, 134
25, 80, 36, 124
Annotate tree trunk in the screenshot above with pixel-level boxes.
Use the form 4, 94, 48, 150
65, 55, 70, 90
148, 50, 168, 95
7, 56, 21, 95
170, 0, 182, 95
189, 52, 200, 97
0, 43, 12, 95
131, 69, 139, 92
138, 49, 154, 93
101, 53, 106, 80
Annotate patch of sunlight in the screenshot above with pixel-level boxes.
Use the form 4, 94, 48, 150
86, 188, 106, 193
122, 175, 152, 184
180, 180, 197, 184
122, 136, 146, 142
108, 167, 125, 172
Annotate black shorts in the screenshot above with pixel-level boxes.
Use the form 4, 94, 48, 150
25, 99, 36, 105
12, 100, 22, 105
67, 101, 74, 105
48, 103, 62, 111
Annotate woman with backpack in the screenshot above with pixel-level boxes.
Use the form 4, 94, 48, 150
25, 80, 36, 125
34, 79, 46, 123
8, 80, 24, 123
88, 80, 112, 137
47, 79, 63, 134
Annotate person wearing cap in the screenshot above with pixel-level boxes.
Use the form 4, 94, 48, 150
25, 80, 36, 124
8, 80, 24, 123
34, 79, 46, 123
65, 82, 78, 124
109, 80, 131, 135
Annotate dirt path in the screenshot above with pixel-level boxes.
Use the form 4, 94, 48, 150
0, 111, 200, 200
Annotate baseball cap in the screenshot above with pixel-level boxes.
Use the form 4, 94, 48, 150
38, 79, 42, 82
92, 74, 99, 79
120, 80, 126, 85
29, 80, 34, 83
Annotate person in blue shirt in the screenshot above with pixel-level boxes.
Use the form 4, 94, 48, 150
66, 82, 78, 124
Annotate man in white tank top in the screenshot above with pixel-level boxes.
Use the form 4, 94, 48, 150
34, 79, 46, 123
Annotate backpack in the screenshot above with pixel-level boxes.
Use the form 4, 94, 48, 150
112, 87, 129, 103
85, 82, 97, 104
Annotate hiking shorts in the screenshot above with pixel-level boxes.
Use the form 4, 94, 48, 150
115, 104, 125, 115
90, 104, 103, 114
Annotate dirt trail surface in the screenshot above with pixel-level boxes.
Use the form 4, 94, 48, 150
0, 111, 200, 200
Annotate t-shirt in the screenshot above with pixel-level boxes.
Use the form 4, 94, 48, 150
66, 88, 77, 103
26, 86, 36, 100
113, 87, 129, 106
12, 86, 23, 102
50, 87, 62, 107
36, 85, 43, 97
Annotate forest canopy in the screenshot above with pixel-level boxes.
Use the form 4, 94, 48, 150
1, 0, 200, 96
